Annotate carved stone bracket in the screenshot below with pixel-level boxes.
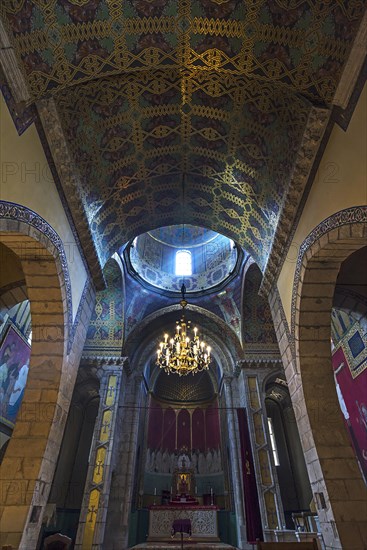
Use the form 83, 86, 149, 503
237, 357, 283, 372
80, 355, 130, 375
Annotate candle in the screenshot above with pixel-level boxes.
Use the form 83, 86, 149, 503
154, 488, 157, 495
210, 487, 213, 496
195, 486, 197, 495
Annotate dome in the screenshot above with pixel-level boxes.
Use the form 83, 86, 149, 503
125, 225, 239, 294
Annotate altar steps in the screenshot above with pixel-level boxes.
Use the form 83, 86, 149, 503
130, 543, 238, 550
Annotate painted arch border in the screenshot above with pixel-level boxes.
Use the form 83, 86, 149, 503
290, 205, 367, 339
0, 200, 92, 353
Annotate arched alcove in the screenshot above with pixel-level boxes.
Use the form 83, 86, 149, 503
264, 375, 312, 529
0, 224, 68, 549
294, 222, 367, 549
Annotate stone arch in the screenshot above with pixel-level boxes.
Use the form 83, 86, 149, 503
291, 208, 367, 550
0, 242, 28, 315
0, 206, 70, 549
123, 304, 243, 380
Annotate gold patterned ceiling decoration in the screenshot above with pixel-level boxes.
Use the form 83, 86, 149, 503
154, 368, 215, 403
2, 0, 363, 101
53, 67, 310, 266
1, 0, 365, 269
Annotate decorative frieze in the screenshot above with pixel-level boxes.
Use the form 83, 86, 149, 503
290, 206, 367, 337
260, 106, 331, 297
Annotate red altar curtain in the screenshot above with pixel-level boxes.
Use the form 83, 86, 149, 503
237, 408, 263, 542
148, 400, 163, 449
177, 409, 191, 450
192, 408, 205, 451
332, 346, 367, 481
162, 407, 176, 452
206, 403, 220, 449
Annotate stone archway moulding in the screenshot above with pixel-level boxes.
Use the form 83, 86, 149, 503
291, 205, 367, 338
277, 205, 367, 550
0, 200, 92, 353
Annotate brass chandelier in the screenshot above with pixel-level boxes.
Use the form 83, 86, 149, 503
156, 284, 211, 376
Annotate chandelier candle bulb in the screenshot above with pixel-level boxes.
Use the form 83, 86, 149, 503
156, 283, 212, 376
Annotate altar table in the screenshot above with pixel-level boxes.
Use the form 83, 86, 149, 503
148, 505, 219, 541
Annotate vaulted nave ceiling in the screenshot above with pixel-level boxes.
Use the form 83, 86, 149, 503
2, 0, 365, 280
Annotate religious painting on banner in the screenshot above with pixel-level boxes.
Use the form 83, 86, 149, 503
0, 324, 30, 428
332, 340, 367, 484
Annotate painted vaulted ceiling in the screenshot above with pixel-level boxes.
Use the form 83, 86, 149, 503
1, 1, 365, 273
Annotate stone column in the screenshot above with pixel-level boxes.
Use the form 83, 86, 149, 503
75, 357, 126, 550
223, 376, 247, 549
103, 373, 143, 549
241, 363, 285, 535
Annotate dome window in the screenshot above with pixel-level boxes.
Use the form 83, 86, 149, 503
175, 250, 192, 276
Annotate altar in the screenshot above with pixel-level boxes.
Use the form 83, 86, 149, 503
148, 504, 220, 542
147, 455, 220, 542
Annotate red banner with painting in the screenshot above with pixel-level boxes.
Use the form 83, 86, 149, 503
332, 346, 367, 483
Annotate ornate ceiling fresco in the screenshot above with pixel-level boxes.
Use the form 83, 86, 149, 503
1, 0, 365, 272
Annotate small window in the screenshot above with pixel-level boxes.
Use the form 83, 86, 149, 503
175, 250, 192, 276
267, 417, 280, 466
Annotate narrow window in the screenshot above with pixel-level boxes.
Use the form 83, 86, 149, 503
267, 417, 280, 466
175, 250, 192, 276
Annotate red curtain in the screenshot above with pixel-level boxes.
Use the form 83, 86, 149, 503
147, 399, 163, 449
332, 346, 367, 481
192, 408, 205, 451
206, 403, 220, 449
162, 407, 176, 452
237, 408, 263, 542
177, 409, 191, 450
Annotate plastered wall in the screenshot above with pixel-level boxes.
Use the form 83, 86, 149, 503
0, 95, 88, 319
277, 83, 367, 326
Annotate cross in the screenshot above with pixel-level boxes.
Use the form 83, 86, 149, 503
95, 459, 104, 475
87, 504, 97, 523
102, 419, 111, 434
107, 385, 116, 398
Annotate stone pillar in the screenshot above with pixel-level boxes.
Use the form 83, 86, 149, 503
241, 364, 285, 534
223, 376, 247, 549
103, 373, 143, 549
75, 358, 126, 550
269, 281, 367, 550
